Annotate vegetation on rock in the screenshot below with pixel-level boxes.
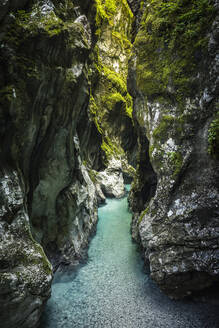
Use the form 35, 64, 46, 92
134, 0, 216, 99
208, 112, 219, 159
130, 0, 219, 299
89, 0, 136, 172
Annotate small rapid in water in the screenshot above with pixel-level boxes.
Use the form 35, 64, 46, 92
40, 185, 219, 328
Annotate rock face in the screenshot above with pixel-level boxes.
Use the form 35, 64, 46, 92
89, 0, 137, 178
0, 0, 99, 326
129, 0, 219, 298
0, 170, 52, 328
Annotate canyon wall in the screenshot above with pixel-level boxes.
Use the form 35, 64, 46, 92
129, 0, 219, 298
0, 0, 137, 327
0, 1, 98, 327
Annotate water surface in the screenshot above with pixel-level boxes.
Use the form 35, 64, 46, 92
41, 185, 219, 328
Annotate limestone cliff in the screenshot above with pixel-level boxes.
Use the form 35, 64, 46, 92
129, 0, 219, 298
0, 0, 99, 327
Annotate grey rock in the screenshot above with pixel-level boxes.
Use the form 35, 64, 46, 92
0, 171, 52, 328
96, 158, 125, 199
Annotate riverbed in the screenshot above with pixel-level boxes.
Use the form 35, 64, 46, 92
40, 185, 219, 328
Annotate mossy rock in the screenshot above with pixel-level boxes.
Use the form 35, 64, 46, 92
134, 0, 216, 100
208, 111, 219, 159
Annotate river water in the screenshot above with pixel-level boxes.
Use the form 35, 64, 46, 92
40, 185, 219, 328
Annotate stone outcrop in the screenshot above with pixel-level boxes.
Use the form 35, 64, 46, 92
96, 158, 125, 199
129, 0, 219, 298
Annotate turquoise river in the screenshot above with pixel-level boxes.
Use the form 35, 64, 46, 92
40, 185, 219, 328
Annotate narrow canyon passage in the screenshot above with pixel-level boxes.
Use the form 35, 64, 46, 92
40, 186, 219, 328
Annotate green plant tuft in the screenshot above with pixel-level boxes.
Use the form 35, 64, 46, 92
208, 112, 219, 159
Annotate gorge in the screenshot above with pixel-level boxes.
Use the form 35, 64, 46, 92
0, 0, 218, 327
40, 186, 219, 328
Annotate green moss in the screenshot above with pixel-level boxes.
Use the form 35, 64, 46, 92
27, 232, 52, 275
91, 63, 133, 159
90, 0, 134, 163
167, 151, 183, 177
101, 137, 124, 160
16, 242, 52, 277
112, 30, 132, 52
35, 244, 53, 275
110, 92, 126, 104
2, 5, 87, 86
208, 112, 219, 159
152, 113, 189, 148
101, 140, 112, 158
94, 0, 109, 31
138, 206, 149, 224
153, 115, 175, 142
149, 145, 155, 160
89, 94, 104, 134
135, 0, 216, 99
15, 9, 64, 37
104, 92, 126, 110
13, 6, 86, 42
101, 65, 127, 91
96, 64, 133, 118
100, 91, 133, 118
94, 0, 133, 31
89, 56, 133, 161
88, 169, 98, 183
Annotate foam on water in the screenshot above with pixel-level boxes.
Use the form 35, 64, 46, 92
40, 185, 219, 328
